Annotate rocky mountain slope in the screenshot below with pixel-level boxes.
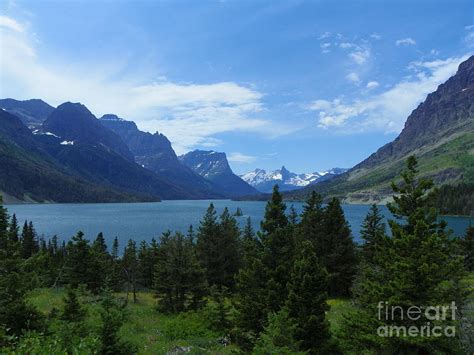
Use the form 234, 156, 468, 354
100, 115, 221, 198
0, 98, 54, 128
179, 150, 258, 198
0, 109, 153, 203
287, 55, 474, 203
241, 166, 347, 193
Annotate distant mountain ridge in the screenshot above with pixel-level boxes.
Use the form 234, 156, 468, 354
0, 108, 152, 203
43, 103, 135, 161
240, 166, 348, 193
179, 150, 258, 198
287, 55, 474, 203
100, 115, 222, 198
0, 98, 54, 128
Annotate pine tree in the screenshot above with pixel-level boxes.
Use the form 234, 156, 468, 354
286, 241, 331, 353
253, 308, 303, 355
61, 287, 86, 323
360, 204, 386, 264
288, 205, 299, 225
8, 214, 19, 245
89, 232, 111, 293
20, 221, 38, 258
242, 217, 260, 265
461, 225, 474, 272
109, 237, 121, 291
261, 185, 288, 235
111, 237, 119, 260
298, 191, 324, 249
196, 203, 240, 289
217, 207, 242, 289
322, 198, 357, 297
98, 289, 136, 355
0, 199, 42, 337
64, 231, 93, 289
154, 232, 206, 313
122, 239, 138, 303
235, 257, 268, 350
340, 156, 466, 353
0, 195, 8, 251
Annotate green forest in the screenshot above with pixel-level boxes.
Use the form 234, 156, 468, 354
1, 156, 473, 354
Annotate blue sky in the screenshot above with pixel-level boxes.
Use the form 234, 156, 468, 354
0, 0, 473, 174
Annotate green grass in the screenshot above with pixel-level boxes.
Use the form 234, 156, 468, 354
28, 288, 354, 354
28, 289, 237, 354
27, 276, 474, 353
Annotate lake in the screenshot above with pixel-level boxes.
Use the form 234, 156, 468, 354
5, 200, 473, 248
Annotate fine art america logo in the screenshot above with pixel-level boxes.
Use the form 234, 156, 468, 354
377, 301, 457, 337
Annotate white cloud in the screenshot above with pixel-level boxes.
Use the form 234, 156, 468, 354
366, 81, 379, 89
318, 31, 331, 40
349, 48, 370, 65
396, 37, 416, 46
346, 72, 360, 83
0, 16, 25, 33
320, 42, 331, 54
310, 55, 469, 132
227, 152, 257, 163
339, 42, 355, 49
0, 16, 294, 154
370, 33, 381, 40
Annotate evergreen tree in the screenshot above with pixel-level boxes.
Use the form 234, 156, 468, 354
298, 191, 324, 249
261, 185, 288, 235
8, 214, 19, 245
360, 204, 386, 264
20, 221, 38, 258
288, 205, 299, 225
340, 156, 466, 353
111, 237, 119, 260
286, 241, 331, 353
154, 232, 206, 313
253, 308, 304, 355
217, 207, 242, 289
98, 290, 136, 355
235, 257, 268, 351
0, 196, 8, 251
322, 198, 357, 297
64, 231, 93, 289
461, 225, 474, 272
196, 203, 220, 287
196, 204, 241, 289
242, 217, 260, 266
0, 199, 42, 337
109, 237, 121, 291
205, 286, 234, 333
187, 224, 195, 244
89, 232, 110, 293
61, 288, 86, 323
122, 239, 138, 303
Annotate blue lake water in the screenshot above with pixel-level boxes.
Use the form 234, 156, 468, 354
5, 200, 473, 249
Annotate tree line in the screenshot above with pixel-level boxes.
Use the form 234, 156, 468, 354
0, 156, 473, 353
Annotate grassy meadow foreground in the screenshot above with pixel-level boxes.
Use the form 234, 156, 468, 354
1, 157, 474, 354
26, 288, 357, 354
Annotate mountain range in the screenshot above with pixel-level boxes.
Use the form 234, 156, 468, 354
2, 55, 473, 204
287, 55, 474, 203
240, 166, 347, 193
0, 100, 254, 202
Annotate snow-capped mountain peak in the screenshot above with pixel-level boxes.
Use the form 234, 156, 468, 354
240, 166, 347, 193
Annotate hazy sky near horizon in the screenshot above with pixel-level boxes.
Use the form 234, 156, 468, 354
1, 0, 473, 174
